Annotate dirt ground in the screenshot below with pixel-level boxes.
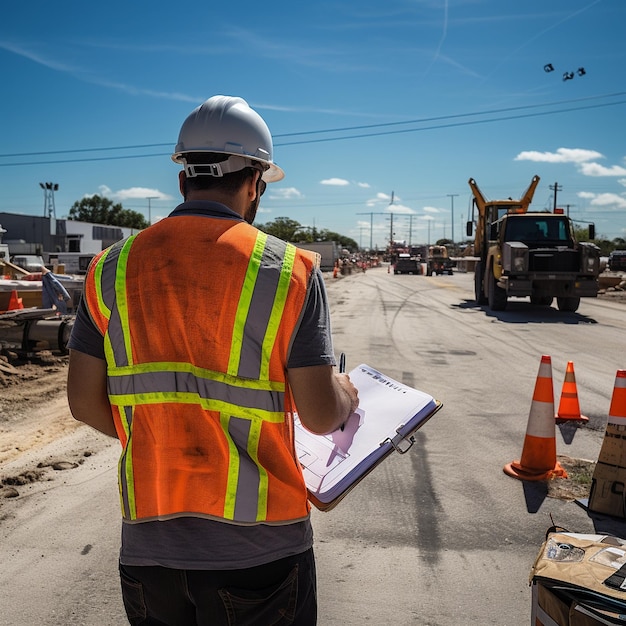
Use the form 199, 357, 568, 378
0, 352, 97, 500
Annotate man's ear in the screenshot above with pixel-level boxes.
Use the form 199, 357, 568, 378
178, 170, 187, 198
248, 170, 261, 200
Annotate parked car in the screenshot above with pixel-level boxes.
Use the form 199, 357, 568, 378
608, 250, 626, 272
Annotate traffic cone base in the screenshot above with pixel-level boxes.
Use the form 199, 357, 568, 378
555, 361, 588, 423
504, 434, 568, 481
503, 459, 567, 481
504, 355, 568, 482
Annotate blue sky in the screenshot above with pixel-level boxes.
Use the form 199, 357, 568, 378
1, 0, 625, 250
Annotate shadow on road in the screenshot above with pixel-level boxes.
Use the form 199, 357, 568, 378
456, 299, 598, 324
522, 480, 549, 513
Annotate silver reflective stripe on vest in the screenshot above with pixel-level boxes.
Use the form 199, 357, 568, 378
235, 236, 292, 380
98, 238, 134, 368
228, 416, 263, 522
107, 367, 284, 413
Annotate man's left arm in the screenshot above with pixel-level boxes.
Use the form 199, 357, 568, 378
67, 350, 118, 439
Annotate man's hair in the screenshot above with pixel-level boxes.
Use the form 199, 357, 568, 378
182, 153, 257, 195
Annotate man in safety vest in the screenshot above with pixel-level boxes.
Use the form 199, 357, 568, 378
67, 95, 359, 625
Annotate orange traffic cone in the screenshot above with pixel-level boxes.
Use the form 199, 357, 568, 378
588, 370, 626, 517
504, 355, 568, 481
7, 290, 24, 310
555, 361, 588, 423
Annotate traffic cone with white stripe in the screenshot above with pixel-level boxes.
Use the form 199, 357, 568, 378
588, 370, 626, 517
504, 355, 568, 481
555, 361, 588, 423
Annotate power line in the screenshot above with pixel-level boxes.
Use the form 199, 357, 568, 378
1, 93, 625, 167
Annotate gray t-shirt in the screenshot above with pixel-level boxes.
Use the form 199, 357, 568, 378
67, 202, 336, 569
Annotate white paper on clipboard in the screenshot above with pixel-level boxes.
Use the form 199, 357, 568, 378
294, 363, 442, 510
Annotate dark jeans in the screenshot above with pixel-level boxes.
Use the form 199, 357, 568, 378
119, 548, 317, 625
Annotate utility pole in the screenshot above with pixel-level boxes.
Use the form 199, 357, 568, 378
407, 214, 414, 246
356, 211, 387, 250
447, 193, 459, 245
146, 196, 158, 225
549, 182, 562, 212
565, 203, 576, 217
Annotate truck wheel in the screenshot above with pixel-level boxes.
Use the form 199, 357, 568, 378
474, 262, 487, 304
487, 265, 507, 311
557, 296, 580, 312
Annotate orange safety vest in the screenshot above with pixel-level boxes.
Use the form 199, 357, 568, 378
84, 214, 318, 525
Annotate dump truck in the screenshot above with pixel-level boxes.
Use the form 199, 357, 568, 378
426, 245, 454, 276
466, 175, 600, 312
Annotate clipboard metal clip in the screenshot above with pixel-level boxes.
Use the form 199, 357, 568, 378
382, 427, 416, 455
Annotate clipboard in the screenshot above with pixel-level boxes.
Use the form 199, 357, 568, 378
294, 364, 442, 511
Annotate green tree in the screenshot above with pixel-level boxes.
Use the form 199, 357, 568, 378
255, 217, 358, 250
317, 229, 358, 251
255, 217, 304, 241
68, 195, 149, 229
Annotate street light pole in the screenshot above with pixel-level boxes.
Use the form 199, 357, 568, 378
39, 182, 59, 219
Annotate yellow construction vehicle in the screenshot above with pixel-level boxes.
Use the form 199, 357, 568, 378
466, 176, 600, 312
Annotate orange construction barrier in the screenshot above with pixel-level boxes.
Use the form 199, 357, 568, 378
504, 355, 568, 481
588, 370, 626, 517
7, 290, 24, 311
555, 361, 588, 423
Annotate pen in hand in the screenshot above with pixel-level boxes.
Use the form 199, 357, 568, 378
339, 353, 346, 431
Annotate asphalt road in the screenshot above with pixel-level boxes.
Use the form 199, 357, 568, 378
1, 265, 625, 625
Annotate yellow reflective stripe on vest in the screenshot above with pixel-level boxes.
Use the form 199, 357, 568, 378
118, 414, 137, 519
114, 237, 135, 367
228, 232, 266, 377
92, 247, 111, 321
260, 242, 295, 381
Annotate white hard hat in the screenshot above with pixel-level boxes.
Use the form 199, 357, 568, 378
171, 95, 284, 183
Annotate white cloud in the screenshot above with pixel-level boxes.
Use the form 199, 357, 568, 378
320, 178, 349, 186
268, 187, 303, 200
422, 206, 441, 213
357, 182, 370, 188
515, 148, 603, 163
578, 162, 626, 177
618, 178, 626, 187
387, 204, 415, 215
92, 185, 172, 202
113, 187, 172, 201
366, 192, 395, 207
577, 191, 626, 209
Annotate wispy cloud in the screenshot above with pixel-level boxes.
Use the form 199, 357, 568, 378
423, 0, 448, 76
479, 0, 602, 83
0, 40, 79, 73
